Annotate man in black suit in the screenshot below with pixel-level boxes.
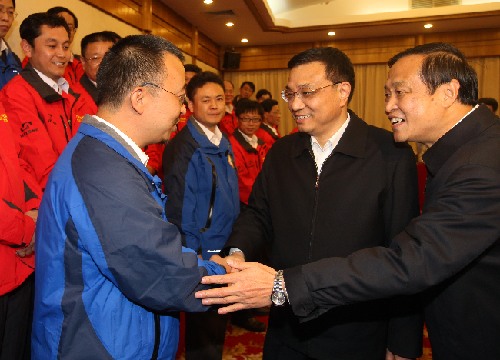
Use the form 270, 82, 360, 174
198, 47, 423, 360
197, 43, 500, 360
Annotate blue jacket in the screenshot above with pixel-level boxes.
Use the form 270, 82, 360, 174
32, 116, 224, 360
0, 47, 21, 90
163, 118, 240, 260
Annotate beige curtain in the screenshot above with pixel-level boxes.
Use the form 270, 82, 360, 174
224, 56, 500, 140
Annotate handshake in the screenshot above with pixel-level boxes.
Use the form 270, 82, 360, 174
199, 253, 278, 314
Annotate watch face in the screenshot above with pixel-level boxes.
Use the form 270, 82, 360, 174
272, 291, 285, 306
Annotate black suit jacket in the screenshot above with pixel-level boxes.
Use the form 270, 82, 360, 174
225, 111, 422, 359
284, 105, 500, 360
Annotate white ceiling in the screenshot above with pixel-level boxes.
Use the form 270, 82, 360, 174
161, 0, 500, 48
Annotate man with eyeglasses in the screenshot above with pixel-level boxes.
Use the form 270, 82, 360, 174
73, 31, 122, 113
162, 71, 240, 360
32, 34, 230, 359
229, 99, 270, 208
199, 42, 500, 360
196, 47, 422, 360
0, 0, 20, 90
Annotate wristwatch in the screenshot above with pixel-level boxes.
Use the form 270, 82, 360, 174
271, 270, 288, 306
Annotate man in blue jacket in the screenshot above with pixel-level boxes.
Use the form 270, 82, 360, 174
163, 71, 240, 359
32, 35, 228, 360
0, 0, 21, 89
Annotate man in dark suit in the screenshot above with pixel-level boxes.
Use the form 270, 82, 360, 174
197, 43, 500, 360
198, 47, 423, 360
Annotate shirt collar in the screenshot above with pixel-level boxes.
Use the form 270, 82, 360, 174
194, 118, 223, 146
311, 112, 350, 151
92, 115, 149, 165
262, 122, 278, 136
33, 68, 69, 94
238, 129, 259, 148
0, 39, 7, 52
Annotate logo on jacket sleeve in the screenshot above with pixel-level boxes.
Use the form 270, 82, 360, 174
0, 113, 7, 122
20, 121, 38, 137
76, 115, 84, 123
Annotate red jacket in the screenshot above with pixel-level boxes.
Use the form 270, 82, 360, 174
1, 65, 93, 189
0, 105, 41, 295
256, 122, 280, 148
229, 130, 269, 204
219, 111, 238, 136
144, 142, 166, 180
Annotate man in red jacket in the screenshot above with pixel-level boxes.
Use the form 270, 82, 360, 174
256, 98, 281, 148
0, 102, 41, 359
229, 99, 270, 206
1, 13, 93, 190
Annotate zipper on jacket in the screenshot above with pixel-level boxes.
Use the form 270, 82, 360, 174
200, 156, 217, 233
60, 98, 72, 143
307, 149, 334, 260
150, 314, 160, 360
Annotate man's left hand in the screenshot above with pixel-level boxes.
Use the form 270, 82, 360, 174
195, 260, 275, 314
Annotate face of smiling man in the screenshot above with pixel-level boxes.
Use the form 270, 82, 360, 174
23, 25, 70, 82
384, 54, 453, 148
286, 61, 351, 147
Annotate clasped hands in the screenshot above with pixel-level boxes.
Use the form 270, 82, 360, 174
201, 253, 276, 314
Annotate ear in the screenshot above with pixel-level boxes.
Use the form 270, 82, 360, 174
338, 82, 352, 107
188, 100, 194, 113
441, 79, 460, 107
21, 39, 33, 58
130, 87, 146, 115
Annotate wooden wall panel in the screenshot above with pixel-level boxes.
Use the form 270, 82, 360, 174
152, 16, 192, 54
230, 28, 500, 71
198, 33, 220, 69
423, 29, 500, 57
81, 0, 221, 67
82, 0, 144, 30
320, 37, 417, 65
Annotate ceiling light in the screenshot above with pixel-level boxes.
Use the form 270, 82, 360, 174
241, 38, 249, 43
328, 31, 336, 36
226, 22, 234, 27
203, 0, 213, 4
424, 23, 433, 29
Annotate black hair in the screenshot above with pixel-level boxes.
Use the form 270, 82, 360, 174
288, 47, 356, 103
240, 81, 255, 92
235, 99, 264, 118
186, 71, 224, 102
81, 31, 122, 58
184, 64, 202, 74
256, 88, 272, 100
388, 42, 478, 106
20, 13, 70, 47
47, 6, 78, 29
97, 34, 184, 109
477, 97, 498, 112
261, 98, 278, 113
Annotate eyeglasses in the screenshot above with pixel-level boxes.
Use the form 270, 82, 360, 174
85, 55, 104, 65
239, 116, 262, 123
281, 81, 342, 103
0, 7, 17, 18
141, 82, 186, 105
